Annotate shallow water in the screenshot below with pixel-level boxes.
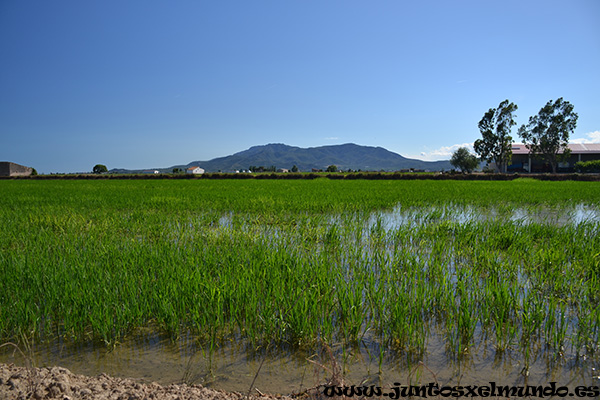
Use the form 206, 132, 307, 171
372, 203, 600, 230
2, 324, 599, 394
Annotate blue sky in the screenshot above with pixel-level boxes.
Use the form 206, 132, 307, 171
1, 0, 599, 173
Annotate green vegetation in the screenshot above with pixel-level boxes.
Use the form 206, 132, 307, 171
249, 165, 277, 172
1, 179, 599, 370
575, 160, 600, 173
474, 99, 518, 173
93, 164, 108, 174
450, 147, 479, 173
519, 98, 578, 174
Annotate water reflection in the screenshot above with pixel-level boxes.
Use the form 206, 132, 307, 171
372, 203, 600, 230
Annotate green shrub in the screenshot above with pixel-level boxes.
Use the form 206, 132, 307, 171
575, 160, 600, 173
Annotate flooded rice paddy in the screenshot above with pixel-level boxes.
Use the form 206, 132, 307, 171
1, 180, 600, 393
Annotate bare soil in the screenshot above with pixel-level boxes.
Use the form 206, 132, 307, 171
0, 363, 301, 400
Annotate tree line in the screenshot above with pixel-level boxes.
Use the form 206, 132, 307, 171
451, 98, 578, 173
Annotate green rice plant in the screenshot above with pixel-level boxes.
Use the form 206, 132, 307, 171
1, 179, 600, 381
520, 290, 545, 346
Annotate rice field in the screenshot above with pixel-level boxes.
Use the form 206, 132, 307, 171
1, 179, 599, 387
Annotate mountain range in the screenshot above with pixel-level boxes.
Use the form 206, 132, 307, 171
112, 143, 452, 173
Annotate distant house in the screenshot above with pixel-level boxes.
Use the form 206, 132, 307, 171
0, 162, 33, 177
277, 168, 289, 173
509, 143, 600, 173
186, 166, 205, 174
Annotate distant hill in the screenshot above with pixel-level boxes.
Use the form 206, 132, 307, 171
186, 143, 452, 172
112, 143, 452, 173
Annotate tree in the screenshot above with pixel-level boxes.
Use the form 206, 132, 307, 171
518, 98, 578, 173
93, 164, 108, 174
291, 165, 299, 172
326, 165, 338, 172
473, 100, 518, 173
450, 147, 479, 173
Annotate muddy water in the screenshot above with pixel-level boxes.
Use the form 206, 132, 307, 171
2, 326, 599, 394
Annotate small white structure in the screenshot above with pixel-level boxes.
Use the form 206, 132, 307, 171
186, 166, 205, 175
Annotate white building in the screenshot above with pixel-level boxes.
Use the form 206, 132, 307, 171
186, 166, 205, 174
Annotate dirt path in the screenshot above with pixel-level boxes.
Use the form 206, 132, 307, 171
0, 363, 300, 400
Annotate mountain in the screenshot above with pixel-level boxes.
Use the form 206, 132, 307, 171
111, 143, 452, 173
185, 143, 451, 172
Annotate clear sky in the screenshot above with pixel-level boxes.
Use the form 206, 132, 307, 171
1, 0, 599, 173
